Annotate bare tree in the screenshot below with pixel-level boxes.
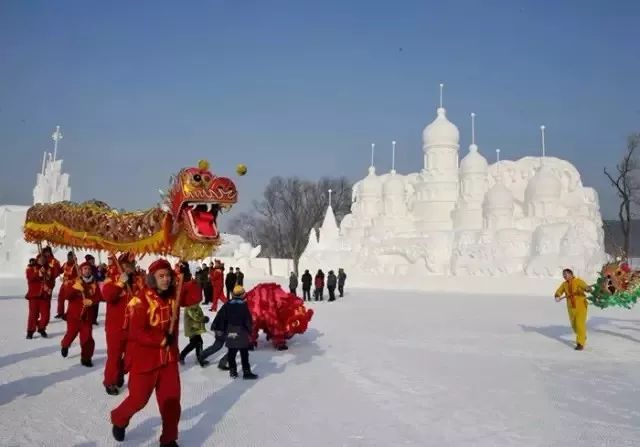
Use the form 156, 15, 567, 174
604, 133, 640, 259
230, 176, 352, 273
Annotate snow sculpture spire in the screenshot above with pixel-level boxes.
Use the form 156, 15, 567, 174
471, 112, 476, 145
370, 143, 375, 168
391, 140, 396, 173
52, 125, 63, 162
439, 83, 444, 109
328, 189, 333, 207
496, 149, 501, 175
540, 125, 546, 164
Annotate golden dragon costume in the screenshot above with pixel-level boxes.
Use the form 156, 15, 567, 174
23, 160, 238, 260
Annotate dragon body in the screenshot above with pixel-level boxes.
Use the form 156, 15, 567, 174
245, 283, 314, 350
23, 160, 237, 260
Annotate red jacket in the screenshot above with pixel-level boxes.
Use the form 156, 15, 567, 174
124, 280, 201, 373
102, 275, 144, 332
44, 257, 62, 291
66, 278, 102, 321
25, 265, 49, 299
210, 268, 224, 299
61, 261, 78, 285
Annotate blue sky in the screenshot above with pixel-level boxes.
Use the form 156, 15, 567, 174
1, 0, 639, 227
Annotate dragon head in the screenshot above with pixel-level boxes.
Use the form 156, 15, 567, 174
166, 160, 237, 243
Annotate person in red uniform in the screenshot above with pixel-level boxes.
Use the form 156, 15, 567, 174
101, 253, 143, 396
111, 258, 201, 447
25, 255, 53, 338
55, 251, 77, 320
40, 246, 61, 327
60, 261, 102, 367
209, 261, 226, 312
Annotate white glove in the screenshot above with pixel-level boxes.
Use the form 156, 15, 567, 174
119, 272, 129, 284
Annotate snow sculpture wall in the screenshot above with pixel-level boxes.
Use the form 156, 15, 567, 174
300, 104, 608, 281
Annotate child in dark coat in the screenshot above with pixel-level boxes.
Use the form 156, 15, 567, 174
212, 285, 258, 380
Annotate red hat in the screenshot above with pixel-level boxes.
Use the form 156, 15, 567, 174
148, 259, 172, 275
79, 261, 91, 270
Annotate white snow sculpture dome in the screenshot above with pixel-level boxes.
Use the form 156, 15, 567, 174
422, 107, 460, 149
383, 171, 405, 196
525, 164, 561, 202
484, 183, 513, 209
359, 166, 383, 196
460, 144, 488, 174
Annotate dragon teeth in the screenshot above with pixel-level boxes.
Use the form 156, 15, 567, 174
206, 203, 213, 212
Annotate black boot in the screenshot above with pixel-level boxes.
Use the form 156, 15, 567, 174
54, 314, 63, 319
198, 357, 210, 367
112, 424, 126, 442
159, 441, 179, 447
38, 329, 48, 338
276, 344, 288, 351
218, 359, 229, 371
575, 344, 584, 351
26, 331, 34, 339
81, 358, 93, 367
243, 371, 258, 380
61, 346, 68, 357
230, 368, 238, 378
117, 374, 125, 388
179, 356, 185, 365
105, 385, 119, 395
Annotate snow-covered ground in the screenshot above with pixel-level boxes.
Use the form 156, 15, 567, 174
1, 282, 640, 446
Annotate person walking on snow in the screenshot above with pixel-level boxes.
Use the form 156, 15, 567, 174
179, 290, 210, 367
55, 251, 77, 320
235, 267, 244, 286
554, 268, 592, 351
289, 272, 298, 295
301, 269, 312, 301
25, 255, 53, 339
101, 253, 144, 395
337, 268, 347, 297
213, 285, 258, 380
327, 270, 337, 301
225, 267, 237, 300
60, 261, 102, 367
110, 258, 201, 447
314, 270, 325, 301
210, 262, 226, 312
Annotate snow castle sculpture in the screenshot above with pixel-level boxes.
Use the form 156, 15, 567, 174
300, 88, 607, 279
0, 126, 71, 276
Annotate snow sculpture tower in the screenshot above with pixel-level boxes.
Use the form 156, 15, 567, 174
412, 84, 460, 231
318, 193, 340, 249
383, 141, 407, 217
483, 149, 514, 230
525, 126, 561, 219
33, 126, 71, 205
357, 145, 384, 222
454, 113, 488, 230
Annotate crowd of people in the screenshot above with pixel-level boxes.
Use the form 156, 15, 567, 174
288, 268, 347, 301
23, 249, 257, 446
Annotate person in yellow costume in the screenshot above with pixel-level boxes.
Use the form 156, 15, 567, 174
554, 268, 593, 350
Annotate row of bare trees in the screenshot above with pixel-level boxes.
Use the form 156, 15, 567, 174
604, 133, 640, 258
230, 176, 352, 273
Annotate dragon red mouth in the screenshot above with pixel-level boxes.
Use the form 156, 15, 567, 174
181, 202, 222, 240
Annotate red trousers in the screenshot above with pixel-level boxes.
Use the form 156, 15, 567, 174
210, 294, 227, 312
61, 318, 95, 360
104, 329, 127, 386
111, 362, 181, 444
27, 299, 51, 332
57, 284, 69, 316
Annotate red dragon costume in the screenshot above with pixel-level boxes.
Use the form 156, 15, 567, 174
245, 283, 314, 350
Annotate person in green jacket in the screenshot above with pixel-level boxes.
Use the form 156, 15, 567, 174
179, 300, 210, 367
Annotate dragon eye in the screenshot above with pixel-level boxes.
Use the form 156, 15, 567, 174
193, 174, 202, 182
204, 175, 211, 182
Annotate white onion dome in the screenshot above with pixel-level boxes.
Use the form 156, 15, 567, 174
359, 166, 383, 196
422, 107, 460, 150
484, 183, 514, 210
525, 164, 561, 202
383, 170, 405, 196
460, 144, 488, 174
